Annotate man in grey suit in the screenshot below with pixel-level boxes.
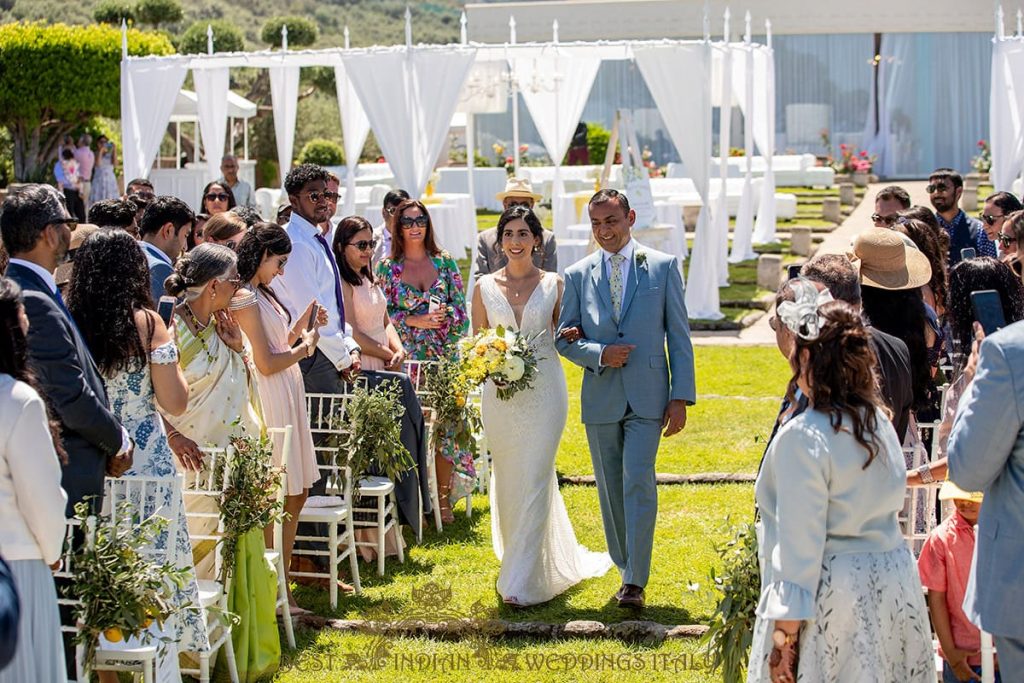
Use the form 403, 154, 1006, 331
1, 185, 133, 514
474, 177, 557, 280
948, 320, 1024, 675
556, 189, 695, 609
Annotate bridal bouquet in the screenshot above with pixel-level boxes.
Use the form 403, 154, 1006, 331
459, 326, 539, 400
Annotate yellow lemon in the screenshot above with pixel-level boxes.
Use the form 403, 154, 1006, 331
103, 627, 123, 643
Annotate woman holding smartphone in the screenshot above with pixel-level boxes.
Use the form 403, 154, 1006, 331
233, 223, 325, 613
376, 200, 470, 523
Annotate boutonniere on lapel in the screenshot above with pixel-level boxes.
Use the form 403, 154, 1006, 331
635, 250, 649, 271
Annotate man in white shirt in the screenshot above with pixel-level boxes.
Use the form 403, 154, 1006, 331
218, 155, 254, 208
372, 189, 409, 265
276, 163, 361, 393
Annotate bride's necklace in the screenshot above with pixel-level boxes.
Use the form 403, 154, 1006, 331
504, 271, 539, 300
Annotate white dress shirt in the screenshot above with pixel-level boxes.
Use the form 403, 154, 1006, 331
601, 238, 636, 284
0, 375, 67, 563
276, 212, 359, 370
8, 259, 133, 454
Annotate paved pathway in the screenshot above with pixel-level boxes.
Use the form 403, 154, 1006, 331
692, 180, 931, 347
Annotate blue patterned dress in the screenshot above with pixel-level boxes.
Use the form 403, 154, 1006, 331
105, 341, 209, 656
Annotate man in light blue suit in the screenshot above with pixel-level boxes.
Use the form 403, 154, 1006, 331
948, 320, 1024, 675
556, 189, 695, 609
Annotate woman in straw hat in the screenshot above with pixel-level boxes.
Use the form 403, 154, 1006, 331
749, 285, 933, 682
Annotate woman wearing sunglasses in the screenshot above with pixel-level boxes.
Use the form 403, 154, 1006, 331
198, 180, 236, 217
201, 211, 246, 251
376, 199, 471, 523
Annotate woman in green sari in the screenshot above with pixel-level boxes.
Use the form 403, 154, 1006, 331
162, 243, 280, 681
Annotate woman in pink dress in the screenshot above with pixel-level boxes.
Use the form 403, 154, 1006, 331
233, 222, 326, 613
333, 216, 407, 372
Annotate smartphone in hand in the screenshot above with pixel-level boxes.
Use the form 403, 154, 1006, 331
428, 294, 444, 314
157, 296, 176, 326
971, 289, 1006, 336
306, 303, 320, 331
961, 247, 977, 261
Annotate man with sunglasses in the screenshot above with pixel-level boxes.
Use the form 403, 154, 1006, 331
317, 171, 342, 236
928, 168, 996, 267
373, 189, 410, 265
980, 191, 1023, 255
473, 177, 557, 280
872, 185, 911, 228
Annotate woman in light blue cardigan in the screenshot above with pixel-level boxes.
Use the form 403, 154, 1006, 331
749, 286, 933, 682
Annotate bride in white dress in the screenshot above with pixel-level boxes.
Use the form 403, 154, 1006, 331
470, 207, 613, 606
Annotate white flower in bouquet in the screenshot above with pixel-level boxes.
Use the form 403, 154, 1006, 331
501, 354, 525, 381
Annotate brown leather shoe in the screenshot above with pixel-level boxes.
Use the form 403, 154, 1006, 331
617, 584, 645, 609
613, 584, 626, 602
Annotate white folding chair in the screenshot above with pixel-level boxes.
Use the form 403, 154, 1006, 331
181, 448, 240, 683
297, 394, 362, 609
265, 426, 296, 649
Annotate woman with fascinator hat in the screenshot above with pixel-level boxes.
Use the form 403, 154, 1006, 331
748, 281, 933, 683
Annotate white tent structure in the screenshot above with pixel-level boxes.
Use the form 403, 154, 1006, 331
990, 6, 1024, 193
168, 89, 257, 167
118, 11, 777, 320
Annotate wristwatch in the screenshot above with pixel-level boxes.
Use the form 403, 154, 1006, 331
772, 629, 799, 648
917, 464, 935, 484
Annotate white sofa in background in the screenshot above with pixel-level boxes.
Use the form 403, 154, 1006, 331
649, 177, 797, 221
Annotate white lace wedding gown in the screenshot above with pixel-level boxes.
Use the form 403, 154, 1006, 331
478, 272, 613, 605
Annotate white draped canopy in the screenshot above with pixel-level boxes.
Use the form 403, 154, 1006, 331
990, 32, 1024, 191
193, 67, 229, 180
333, 60, 371, 216
120, 57, 189, 181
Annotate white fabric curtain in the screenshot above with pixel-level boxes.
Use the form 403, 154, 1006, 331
751, 46, 778, 244
269, 64, 301, 185
120, 58, 189, 180
729, 43, 757, 263
511, 47, 601, 235
873, 33, 991, 178
990, 39, 1024, 191
194, 67, 230, 182
634, 43, 720, 320
333, 61, 371, 216
342, 48, 476, 198
714, 43, 732, 286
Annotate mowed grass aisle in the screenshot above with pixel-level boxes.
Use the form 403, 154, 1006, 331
276, 346, 789, 682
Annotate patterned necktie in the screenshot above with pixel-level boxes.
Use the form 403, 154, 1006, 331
313, 231, 346, 329
610, 253, 626, 321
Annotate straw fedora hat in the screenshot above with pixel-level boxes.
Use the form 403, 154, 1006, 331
496, 177, 542, 203
938, 480, 984, 502
850, 227, 932, 290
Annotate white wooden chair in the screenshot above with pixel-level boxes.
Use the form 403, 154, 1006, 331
265, 426, 297, 649
57, 475, 184, 682
180, 448, 240, 683
296, 393, 361, 609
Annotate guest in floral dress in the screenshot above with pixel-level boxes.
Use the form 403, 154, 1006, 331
67, 229, 209, 680
376, 199, 470, 523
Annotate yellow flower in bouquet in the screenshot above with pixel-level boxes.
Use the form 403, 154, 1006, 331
459, 325, 539, 400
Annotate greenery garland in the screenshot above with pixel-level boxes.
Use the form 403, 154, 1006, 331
343, 380, 415, 482
69, 500, 191, 677
424, 354, 481, 456
697, 519, 761, 683
219, 434, 286, 585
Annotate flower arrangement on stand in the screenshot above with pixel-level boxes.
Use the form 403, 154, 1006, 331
219, 435, 286, 585
831, 143, 875, 175
972, 139, 991, 175
641, 146, 665, 178
344, 380, 415, 482
459, 326, 540, 401
68, 501, 192, 678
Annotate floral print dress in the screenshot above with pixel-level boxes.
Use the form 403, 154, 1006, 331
376, 252, 475, 496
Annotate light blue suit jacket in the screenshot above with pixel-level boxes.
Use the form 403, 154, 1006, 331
556, 243, 696, 423
948, 319, 1024, 638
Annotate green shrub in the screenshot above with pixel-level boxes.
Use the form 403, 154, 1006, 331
260, 16, 318, 48
92, 0, 135, 25
586, 122, 612, 165
178, 19, 245, 55
0, 21, 173, 180
134, 0, 182, 29
297, 138, 344, 167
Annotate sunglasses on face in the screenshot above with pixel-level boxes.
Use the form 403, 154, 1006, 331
301, 191, 329, 204
221, 275, 245, 291
399, 216, 429, 229
999, 234, 1018, 248
507, 201, 532, 209
205, 193, 230, 202
324, 191, 340, 201
348, 239, 378, 252
980, 213, 1004, 226
130, 191, 155, 202
51, 217, 78, 231
926, 183, 951, 194
871, 213, 898, 226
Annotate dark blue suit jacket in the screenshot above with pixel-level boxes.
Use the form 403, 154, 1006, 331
6, 262, 122, 515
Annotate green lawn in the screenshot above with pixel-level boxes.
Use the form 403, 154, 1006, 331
263, 329, 785, 683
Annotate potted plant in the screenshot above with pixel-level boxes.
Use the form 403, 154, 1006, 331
971, 139, 991, 183
343, 380, 416, 482
68, 502, 192, 678
832, 144, 875, 187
